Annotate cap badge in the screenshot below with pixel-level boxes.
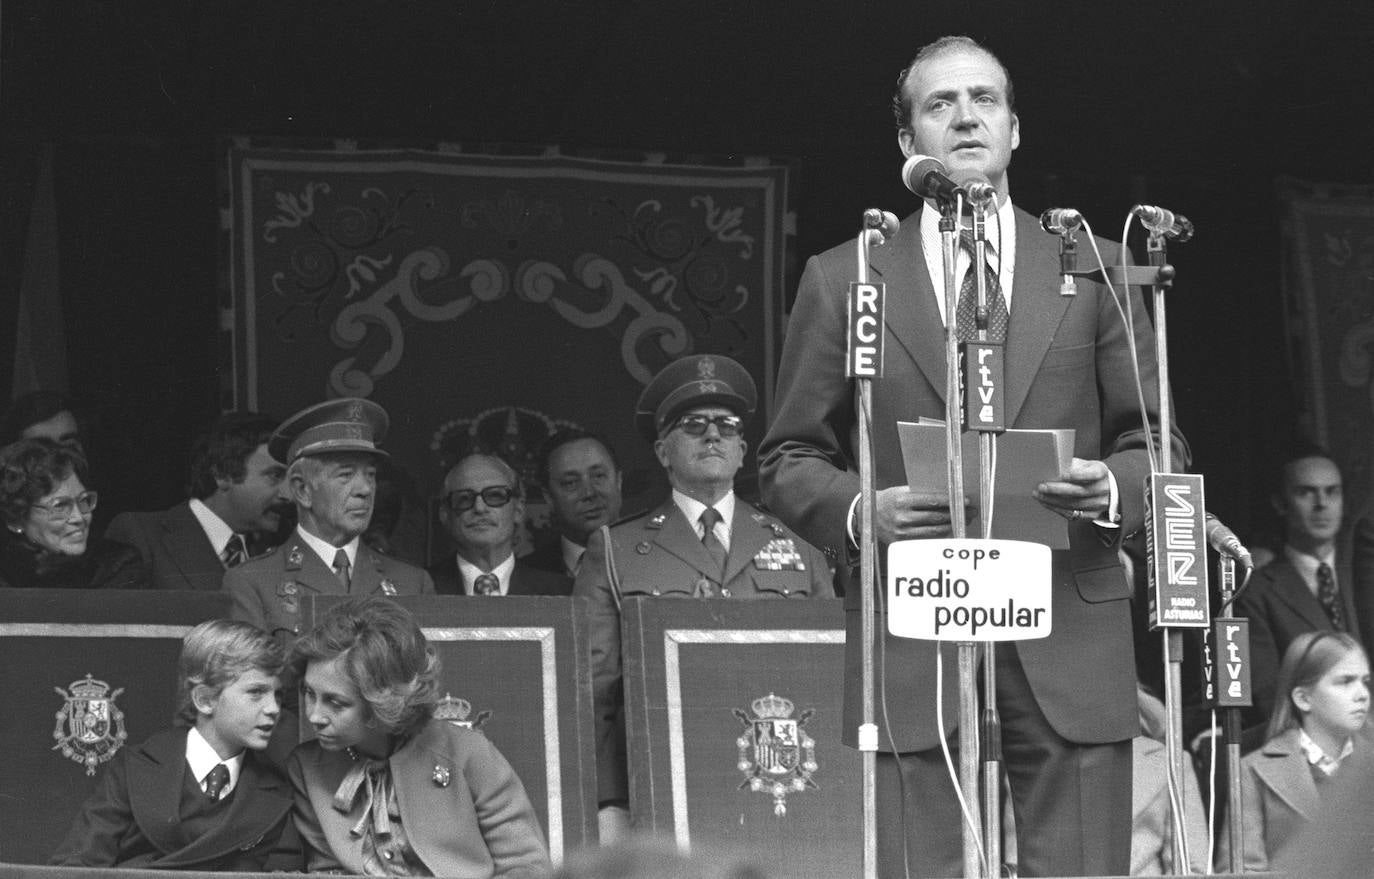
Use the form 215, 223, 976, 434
696, 356, 716, 379
347, 400, 364, 421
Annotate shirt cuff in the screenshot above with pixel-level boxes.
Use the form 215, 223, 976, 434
846, 494, 862, 549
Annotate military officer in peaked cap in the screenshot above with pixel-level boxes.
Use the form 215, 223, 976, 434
573, 354, 834, 834
225, 398, 434, 644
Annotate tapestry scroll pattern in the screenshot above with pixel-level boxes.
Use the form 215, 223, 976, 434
1279, 176, 1374, 520
225, 144, 789, 539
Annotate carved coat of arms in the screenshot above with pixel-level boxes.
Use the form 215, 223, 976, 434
734, 692, 818, 816
53, 674, 128, 775
434, 692, 491, 732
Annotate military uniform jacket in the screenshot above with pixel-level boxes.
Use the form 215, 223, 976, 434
573, 497, 834, 803
50, 727, 293, 870
225, 534, 434, 640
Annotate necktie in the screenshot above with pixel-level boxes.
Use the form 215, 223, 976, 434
955, 229, 1008, 343
1317, 562, 1346, 631
204, 763, 230, 801
699, 507, 727, 578
221, 533, 248, 569
333, 548, 351, 589
474, 572, 500, 595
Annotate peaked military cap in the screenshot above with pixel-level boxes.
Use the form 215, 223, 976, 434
269, 397, 390, 464
635, 354, 757, 440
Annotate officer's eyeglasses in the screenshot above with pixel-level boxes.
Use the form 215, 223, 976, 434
672, 414, 743, 438
445, 486, 516, 513
31, 491, 99, 521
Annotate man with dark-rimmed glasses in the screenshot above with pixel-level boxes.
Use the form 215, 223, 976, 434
428, 453, 571, 596
573, 353, 834, 840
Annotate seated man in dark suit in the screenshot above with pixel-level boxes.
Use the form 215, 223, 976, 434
1237, 447, 1362, 731
107, 412, 290, 590
525, 428, 624, 579
429, 453, 571, 596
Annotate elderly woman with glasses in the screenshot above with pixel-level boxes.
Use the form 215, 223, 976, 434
0, 437, 146, 588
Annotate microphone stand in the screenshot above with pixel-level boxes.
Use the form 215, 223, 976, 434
1063, 230, 1194, 874
936, 196, 984, 879
1145, 231, 1194, 874
1216, 555, 1246, 872
967, 196, 1004, 876
853, 212, 886, 879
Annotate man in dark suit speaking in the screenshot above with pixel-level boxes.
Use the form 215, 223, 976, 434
758, 35, 1189, 877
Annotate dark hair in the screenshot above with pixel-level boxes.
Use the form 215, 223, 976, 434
176, 619, 285, 726
0, 391, 78, 445
1273, 443, 1339, 497
537, 428, 620, 488
891, 35, 1016, 132
188, 412, 278, 499
290, 596, 440, 738
1268, 630, 1366, 740
0, 438, 89, 528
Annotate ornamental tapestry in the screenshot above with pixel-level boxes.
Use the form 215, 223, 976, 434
1278, 176, 1374, 521
224, 142, 789, 558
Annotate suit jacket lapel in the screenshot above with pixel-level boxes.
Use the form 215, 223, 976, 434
724, 507, 772, 585
128, 730, 192, 856
1253, 729, 1320, 820
652, 501, 723, 580
351, 546, 386, 594
1271, 560, 1336, 631
1004, 207, 1073, 427
283, 540, 346, 595
165, 753, 291, 866
869, 209, 949, 405
390, 723, 454, 869
162, 502, 224, 581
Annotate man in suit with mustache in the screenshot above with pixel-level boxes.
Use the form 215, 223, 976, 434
428, 452, 571, 596
107, 412, 291, 590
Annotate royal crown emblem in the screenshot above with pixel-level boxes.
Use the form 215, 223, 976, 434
434, 692, 491, 731
734, 692, 817, 816
53, 674, 128, 776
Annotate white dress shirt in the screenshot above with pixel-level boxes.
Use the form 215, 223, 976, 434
671, 489, 736, 553
186, 726, 244, 798
457, 552, 516, 595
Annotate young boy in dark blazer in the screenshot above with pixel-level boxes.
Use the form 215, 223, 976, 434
51, 619, 296, 870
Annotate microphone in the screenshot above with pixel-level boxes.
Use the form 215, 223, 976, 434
1040, 207, 1083, 235
901, 154, 963, 204
863, 208, 901, 242
962, 180, 997, 208
1132, 204, 1194, 242
1205, 513, 1253, 570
